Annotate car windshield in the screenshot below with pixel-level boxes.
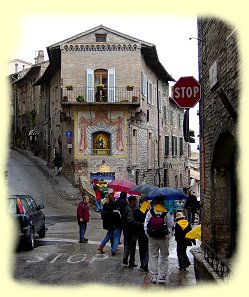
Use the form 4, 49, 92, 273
8, 197, 26, 214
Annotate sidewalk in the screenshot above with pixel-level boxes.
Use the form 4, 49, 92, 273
14, 148, 198, 287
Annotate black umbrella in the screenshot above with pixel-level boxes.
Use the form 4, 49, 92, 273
145, 187, 188, 201
131, 184, 158, 195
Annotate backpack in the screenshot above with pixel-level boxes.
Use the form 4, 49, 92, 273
147, 209, 169, 238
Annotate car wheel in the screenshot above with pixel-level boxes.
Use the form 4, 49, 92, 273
26, 229, 35, 250
38, 221, 46, 238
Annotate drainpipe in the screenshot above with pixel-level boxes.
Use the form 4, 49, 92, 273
11, 75, 18, 147
157, 79, 161, 187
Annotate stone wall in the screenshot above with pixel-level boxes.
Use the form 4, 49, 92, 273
197, 17, 239, 277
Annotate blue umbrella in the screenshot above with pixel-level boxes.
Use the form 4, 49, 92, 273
145, 187, 188, 201
131, 184, 158, 195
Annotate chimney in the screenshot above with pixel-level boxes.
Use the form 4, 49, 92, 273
35, 50, 44, 64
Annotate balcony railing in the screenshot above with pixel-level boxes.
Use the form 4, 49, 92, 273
61, 86, 140, 104
203, 243, 230, 279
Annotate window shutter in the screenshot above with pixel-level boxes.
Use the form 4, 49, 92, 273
180, 137, 183, 155
152, 84, 155, 105
108, 68, 115, 102
172, 136, 174, 156
145, 75, 148, 98
159, 90, 162, 110
86, 68, 94, 102
141, 72, 144, 95
163, 106, 167, 122
165, 136, 169, 156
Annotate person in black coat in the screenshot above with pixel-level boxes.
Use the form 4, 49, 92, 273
121, 195, 144, 267
97, 193, 115, 254
184, 191, 198, 224
174, 212, 196, 271
133, 200, 149, 272
111, 191, 128, 255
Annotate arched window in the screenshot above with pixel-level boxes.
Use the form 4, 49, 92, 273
92, 132, 111, 155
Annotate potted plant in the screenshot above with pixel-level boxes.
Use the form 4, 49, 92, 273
76, 95, 84, 102
65, 84, 73, 90
63, 96, 68, 102
132, 96, 138, 102
96, 84, 105, 91
127, 84, 134, 91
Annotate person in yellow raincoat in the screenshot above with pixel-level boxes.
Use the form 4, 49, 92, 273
174, 212, 196, 271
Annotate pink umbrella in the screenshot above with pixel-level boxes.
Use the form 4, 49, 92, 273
108, 179, 139, 195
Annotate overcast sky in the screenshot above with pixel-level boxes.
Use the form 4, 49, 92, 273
13, 15, 199, 150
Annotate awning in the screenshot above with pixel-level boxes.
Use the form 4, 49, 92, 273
28, 129, 39, 136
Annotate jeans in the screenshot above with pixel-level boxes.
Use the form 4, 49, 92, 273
100, 229, 115, 252
95, 200, 103, 212
79, 222, 87, 241
112, 227, 122, 252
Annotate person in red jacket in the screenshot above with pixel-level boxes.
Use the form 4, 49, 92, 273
93, 182, 103, 213
77, 194, 90, 243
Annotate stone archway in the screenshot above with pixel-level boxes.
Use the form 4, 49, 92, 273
211, 131, 237, 258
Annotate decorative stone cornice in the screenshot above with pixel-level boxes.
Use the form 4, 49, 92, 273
63, 43, 139, 52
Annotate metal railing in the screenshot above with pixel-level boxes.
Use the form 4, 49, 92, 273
61, 86, 140, 104
203, 243, 230, 279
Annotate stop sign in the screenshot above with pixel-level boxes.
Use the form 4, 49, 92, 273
172, 76, 201, 108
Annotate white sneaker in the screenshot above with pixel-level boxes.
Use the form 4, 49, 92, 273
150, 276, 157, 283
157, 276, 166, 284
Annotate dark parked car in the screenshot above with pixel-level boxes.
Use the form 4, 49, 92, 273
8, 195, 46, 250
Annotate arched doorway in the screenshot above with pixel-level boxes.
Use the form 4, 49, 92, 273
211, 132, 238, 258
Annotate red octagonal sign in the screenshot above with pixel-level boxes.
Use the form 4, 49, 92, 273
172, 76, 201, 108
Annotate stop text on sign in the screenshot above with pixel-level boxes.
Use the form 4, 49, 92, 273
174, 86, 200, 99
172, 76, 201, 108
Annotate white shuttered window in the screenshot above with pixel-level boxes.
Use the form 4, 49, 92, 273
108, 68, 115, 102
86, 68, 94, 102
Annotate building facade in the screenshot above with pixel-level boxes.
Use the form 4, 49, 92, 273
194, 17, 239, 280
10, 51, 49, 154
11, 25, 191, 190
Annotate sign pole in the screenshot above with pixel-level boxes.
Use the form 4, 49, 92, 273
185, 108, 189, 142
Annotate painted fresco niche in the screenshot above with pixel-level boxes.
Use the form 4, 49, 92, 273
93, 132, 110, 155
77, 110, 125, 156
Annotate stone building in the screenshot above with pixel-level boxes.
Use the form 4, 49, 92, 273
11, 25, 191, 190
189, 151, 200, 197
193, 18, 239, 280
10, 51, 49, 154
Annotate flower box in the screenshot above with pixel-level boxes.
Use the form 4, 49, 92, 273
127, 85, 134, 91
76, 95, 84, 102
65, 85, 73, 90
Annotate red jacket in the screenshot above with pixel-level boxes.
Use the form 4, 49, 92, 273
93, 185, 101, 201
77, 202, 90, 223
